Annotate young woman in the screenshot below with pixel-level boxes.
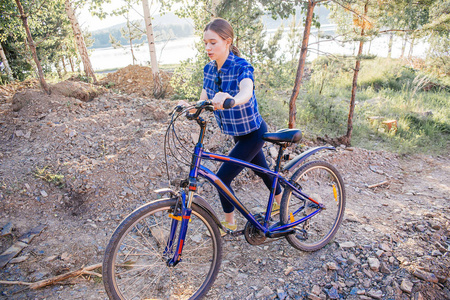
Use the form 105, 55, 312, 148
199, 18, 282, 234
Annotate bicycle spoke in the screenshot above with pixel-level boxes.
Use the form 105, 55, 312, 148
281, 161, 345, 251
103, 200, 222, 300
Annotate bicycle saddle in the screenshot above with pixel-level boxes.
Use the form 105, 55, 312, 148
263, 129, 302, 144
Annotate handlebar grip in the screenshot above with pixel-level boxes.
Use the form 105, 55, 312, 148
223, 98, 235, 109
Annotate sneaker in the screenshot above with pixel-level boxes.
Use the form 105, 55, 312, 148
219, 221, 237, 237
271, 202, 281, 216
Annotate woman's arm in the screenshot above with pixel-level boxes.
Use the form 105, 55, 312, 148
212, 78, 253, 109
200, 89, 208, 101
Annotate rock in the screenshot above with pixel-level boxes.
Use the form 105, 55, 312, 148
348, 253, 360, 264
277, 288, 287, 300
379, 242, 391, 252
284, 266, 294, 276
380, 262, 391, 274
307, 293, 321, 300
367, 289, 383, 299
413, 269, 439, 283
400, 279, 413, 294
269, 147, 278, 159
431, 250, 442, 256
325, 287, 339, 299
326, 262, 338, 270
256, 286, 273, 299
349, 287, 358, 295
68, 129, 77, 138
368, 257, 380, 272
414, 292, 424, 300
345, 280, 356, 287
9, 255, 29, 264
415, 224, 426, 232
311, 285, 321, 296
42, 255, 58, 262
40, 190, 48, 197
435, 242, 448, 253
122, 186, 133, 196
1, 222, 13, 236
339, 241, 356, 249
60, 252, 71, 261
375, 250, 384, 257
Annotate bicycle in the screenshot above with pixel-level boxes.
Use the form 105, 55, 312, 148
102, 100, 346, 300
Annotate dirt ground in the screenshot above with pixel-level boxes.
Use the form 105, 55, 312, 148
0, 73, 449, 300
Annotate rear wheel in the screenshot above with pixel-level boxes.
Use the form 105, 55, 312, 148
103, 198, 222, 299
280, 161, 346, 251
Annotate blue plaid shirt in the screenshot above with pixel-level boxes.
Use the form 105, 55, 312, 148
203, 52, 262, 136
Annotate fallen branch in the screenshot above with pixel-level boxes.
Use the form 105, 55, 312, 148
0, 263, 102, 290
0, 280, 32, 286
368, 180, 389, 189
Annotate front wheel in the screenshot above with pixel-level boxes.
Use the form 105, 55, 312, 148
281, 161, 346, 251
103, 198, 222, 300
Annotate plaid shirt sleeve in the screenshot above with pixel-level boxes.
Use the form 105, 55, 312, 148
203, 53, 262, 136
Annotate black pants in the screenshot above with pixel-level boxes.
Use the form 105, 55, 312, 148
217, 120, 282, 213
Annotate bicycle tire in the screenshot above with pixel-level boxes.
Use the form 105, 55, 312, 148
280, 161, 346, 251
103, 198, 222, 300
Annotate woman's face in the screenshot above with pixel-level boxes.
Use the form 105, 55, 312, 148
203, 29, 231, 62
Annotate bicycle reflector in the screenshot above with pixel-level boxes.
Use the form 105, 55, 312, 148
333, 184, 338, 203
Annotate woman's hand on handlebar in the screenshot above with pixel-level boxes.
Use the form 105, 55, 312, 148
212, 92, 233, 110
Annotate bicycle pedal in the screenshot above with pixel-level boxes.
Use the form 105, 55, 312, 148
229, 229, 244, 236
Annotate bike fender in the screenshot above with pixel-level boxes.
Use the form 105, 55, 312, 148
282, 146, 336, 172
193, 194, 221, 228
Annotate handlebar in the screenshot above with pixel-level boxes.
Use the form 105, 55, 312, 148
182, 98, 235, 120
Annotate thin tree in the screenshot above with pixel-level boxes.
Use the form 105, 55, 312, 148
14, 0, 50, 94
65, 0, 98, 83
142, 0, 163, 97
343, 1, 369, 146
288, 0, 317, 128
0, 42, 14, 82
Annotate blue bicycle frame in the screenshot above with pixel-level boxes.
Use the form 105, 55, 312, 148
163, 109, 334, 264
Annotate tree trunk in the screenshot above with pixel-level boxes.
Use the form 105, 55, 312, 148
126, 17, 137, 65
69, 56, 75, 72
55, 62, 62, 79
345, 2, 368, 146
65, 0, 97, 84
15, 0, 50, 94
288, 0, 316, 129
142, 0, 163, 97
387, 33, 393, 58
408, 37, 415, 58
61, 57, 67, 74
400, 34, 407, 58
0, 42, 14, 82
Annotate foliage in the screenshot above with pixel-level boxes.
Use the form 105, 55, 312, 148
34, 166, 65, 188
168, 0, 301, 100
1, 0, 78, 82
305, 57, 449, 154
169, 55, 208, 100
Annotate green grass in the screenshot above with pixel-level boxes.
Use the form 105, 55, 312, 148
255, 57, 450, 155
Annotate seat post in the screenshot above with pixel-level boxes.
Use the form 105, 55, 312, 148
274, 144, 287, 173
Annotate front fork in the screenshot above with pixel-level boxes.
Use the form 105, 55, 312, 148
164, 190, 194, 267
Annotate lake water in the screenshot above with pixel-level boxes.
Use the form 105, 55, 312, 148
89, 26, 429, 71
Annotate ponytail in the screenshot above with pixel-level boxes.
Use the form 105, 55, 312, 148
231, 44, 241, 57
